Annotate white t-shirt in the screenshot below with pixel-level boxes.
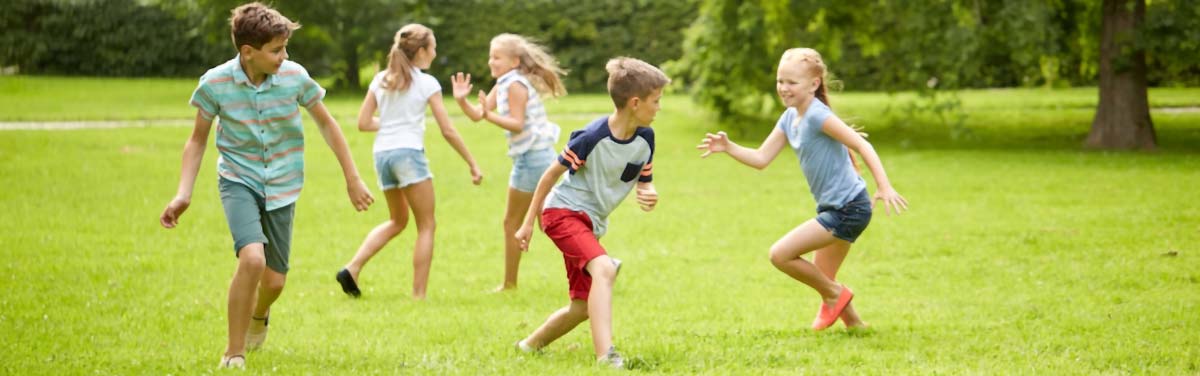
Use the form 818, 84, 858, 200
368, 68, 442, 153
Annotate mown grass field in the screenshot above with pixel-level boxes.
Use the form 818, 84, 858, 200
1, 76, 1197, 374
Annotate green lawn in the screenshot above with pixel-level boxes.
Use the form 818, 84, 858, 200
0, 76, 1197, 374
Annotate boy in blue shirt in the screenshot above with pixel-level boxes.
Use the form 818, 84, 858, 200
158, 2, 374, 369
513, 57, 669, 369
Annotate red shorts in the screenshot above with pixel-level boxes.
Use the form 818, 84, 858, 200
541, 208, 607, 301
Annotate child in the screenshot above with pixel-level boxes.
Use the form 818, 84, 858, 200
513, 57, 668, 369
450, 33, 566, 291
696, 48, 908, 330
158, 2, 374, 369
335, 24, 483, 300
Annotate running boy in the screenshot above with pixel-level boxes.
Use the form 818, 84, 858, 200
158, 2, 374, 369
513, 57, 669, 369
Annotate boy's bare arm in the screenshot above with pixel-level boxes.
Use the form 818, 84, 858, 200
307, 101, 375, 212
160, 112, 214, 228
515, 163, 568, 250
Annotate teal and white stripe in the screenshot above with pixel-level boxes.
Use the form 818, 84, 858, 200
190, 56, 326, 210
495, 70, 559, 156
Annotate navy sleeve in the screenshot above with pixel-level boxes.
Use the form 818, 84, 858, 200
557, 120, 606, 173
637, 127, 655, 182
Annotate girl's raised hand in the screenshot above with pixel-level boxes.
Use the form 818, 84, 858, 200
873, 187, 909, 216
451, 72, 472, 100
696, 131, 730, 158
477, 89, 490, 119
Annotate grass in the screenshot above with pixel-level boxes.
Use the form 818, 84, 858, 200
0, 76, 1198, 374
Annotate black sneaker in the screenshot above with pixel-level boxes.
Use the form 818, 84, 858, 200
336, 268, 361, 298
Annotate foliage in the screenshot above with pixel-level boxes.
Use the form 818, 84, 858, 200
0, 0, 220, 77
668, 0, 1199, 132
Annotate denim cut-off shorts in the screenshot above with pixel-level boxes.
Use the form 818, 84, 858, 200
815, 189, 873, 243
509, 148, 556, 193
374, 148, 433, 190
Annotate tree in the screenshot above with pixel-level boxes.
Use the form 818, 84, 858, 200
1086, 0, 1155, 150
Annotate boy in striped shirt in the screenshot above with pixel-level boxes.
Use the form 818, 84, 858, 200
158, 2, 374, 369
513, 57, 669, 369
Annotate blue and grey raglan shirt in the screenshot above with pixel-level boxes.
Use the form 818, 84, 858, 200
545, 116, 654, 238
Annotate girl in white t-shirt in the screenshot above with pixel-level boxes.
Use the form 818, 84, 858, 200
451, 34, 567, 292
337, 24, 482, 300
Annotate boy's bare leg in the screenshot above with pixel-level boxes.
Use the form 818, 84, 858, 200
522, 300, 589, 348
402, 180, 436, 300
584, 255, 618, 359
813, 242, 866, 327
226, 243, 266, 357
253, 268, 286, 318
345, 188, 410, 280
499, 188, 534, 291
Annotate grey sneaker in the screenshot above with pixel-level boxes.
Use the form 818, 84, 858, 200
218, 354, 245, 369
597, 346, 625, 369
611, 258, 622, 277
245, 315, 268, 351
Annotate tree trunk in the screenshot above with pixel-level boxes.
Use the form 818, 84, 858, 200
1086, 0, 1155, 150
342, 40, 361, 91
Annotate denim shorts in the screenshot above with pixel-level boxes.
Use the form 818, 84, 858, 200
509, 148, 555, 192
219, 178, 294, 274
374, 148, 433, 190
815, 189, 873, 243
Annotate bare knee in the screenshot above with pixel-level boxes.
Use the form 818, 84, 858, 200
503, 215, 523, 232
566, 301, 590, 320
387, 217, 408, 234
589, 262, 617, 285
260, 274, 286, 293
768, 245, 792, 267
238, 244, 267, 271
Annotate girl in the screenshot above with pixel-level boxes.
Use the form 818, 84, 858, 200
696, 48, 908, 330
336, 24, 483, 300
450, 33, 567, 291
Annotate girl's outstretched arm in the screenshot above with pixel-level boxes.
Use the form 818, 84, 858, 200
357, 89, 380, 132
451, 72, 486, 122
821, 115, 909, 215
514, 163, 568, 251
696, 128, 788, 170
480, 83, 527, 133
429, 94, 483, 185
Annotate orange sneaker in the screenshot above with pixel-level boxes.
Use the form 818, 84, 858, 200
811, 286, 854, 330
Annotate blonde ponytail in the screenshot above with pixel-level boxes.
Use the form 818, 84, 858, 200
382, 24, 433, 91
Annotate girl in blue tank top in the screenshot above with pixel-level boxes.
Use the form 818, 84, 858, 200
697, 48, 909, 331
451, 33, 567, 292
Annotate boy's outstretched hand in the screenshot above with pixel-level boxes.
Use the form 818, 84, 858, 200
696, 131, 730, 158
514, 222, 534, 252
636, 187, 658, 212
159, 197, 190, 229
450, 72, 472, 100
347, 179, 375, 211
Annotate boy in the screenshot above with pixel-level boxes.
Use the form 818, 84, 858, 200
513, 57, 669, 369
158, 2, 374, 369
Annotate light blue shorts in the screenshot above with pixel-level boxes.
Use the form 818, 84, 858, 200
374, 148, 433, 190
509, 148, 556, 192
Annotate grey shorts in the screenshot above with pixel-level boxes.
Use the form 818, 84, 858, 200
219, 178, 295, 274
509, 148, 555, 192
815, 189, 872, 243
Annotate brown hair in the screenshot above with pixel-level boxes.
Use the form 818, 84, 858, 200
229, 2, 300, 50
605, 57, 670, 109
781, 48, 862, 171
381, 24, 434, 92
491, 34, 567, 98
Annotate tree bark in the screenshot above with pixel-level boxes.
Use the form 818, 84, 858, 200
1087, 0, 1155, 150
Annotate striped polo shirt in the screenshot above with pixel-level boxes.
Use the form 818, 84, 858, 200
189, 56, 326, 210
495, 70, 559, 157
